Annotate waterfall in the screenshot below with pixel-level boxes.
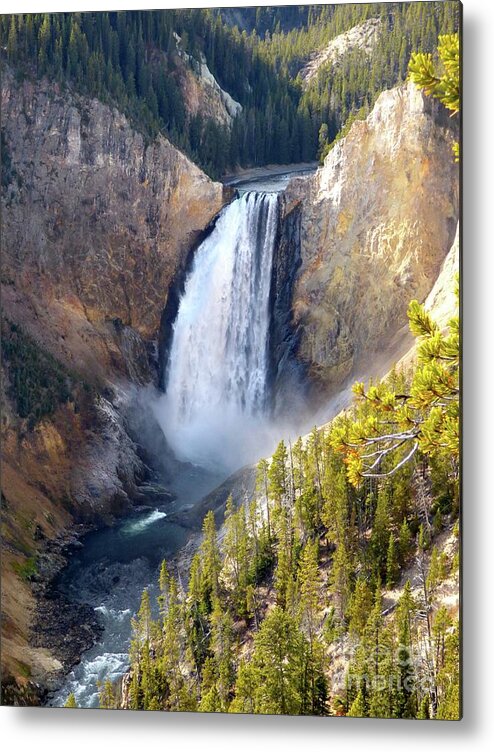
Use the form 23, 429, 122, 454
154, 191, 280, 471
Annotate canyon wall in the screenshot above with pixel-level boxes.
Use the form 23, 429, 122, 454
1, 68, 226, 700
282, 82, 459, 400
1, 68, 227, 381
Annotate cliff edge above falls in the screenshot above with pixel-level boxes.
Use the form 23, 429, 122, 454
283, 81, 459, 400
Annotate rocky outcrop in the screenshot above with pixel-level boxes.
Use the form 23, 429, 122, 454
268, 201, 307, 414
391, 221, 459, 376
173, 35, 242, 127
424, 221, 460, 328
299, 18, 382, 86
282, 82, 459, 400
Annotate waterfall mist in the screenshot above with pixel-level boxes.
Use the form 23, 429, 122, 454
152, 191, 288, 473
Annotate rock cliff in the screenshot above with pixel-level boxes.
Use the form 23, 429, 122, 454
173, 37, 242, 128
1, 67, 226, 379
1, 68, 226, 701
282, 82, 459, 401
391, 220, 459, 376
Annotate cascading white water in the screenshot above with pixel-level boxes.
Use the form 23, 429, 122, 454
154, 191, 279, 471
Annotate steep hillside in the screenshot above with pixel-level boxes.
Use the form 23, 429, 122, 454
1, 68, 225, 357
299, 17, 382, 85
1, 4, 459, 176
173, 34, 242, 128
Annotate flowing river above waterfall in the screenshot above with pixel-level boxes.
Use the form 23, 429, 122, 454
48, 165, 317, 708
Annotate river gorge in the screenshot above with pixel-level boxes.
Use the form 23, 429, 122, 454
47, 168, 315, 707
1, 64, 459, 707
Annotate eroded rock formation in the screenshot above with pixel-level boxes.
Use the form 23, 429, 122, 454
282, 82, 459, 399
1, 68, 227, 381
299, 17, 382, 86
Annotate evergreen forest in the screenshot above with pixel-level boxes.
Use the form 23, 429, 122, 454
1, 3, 459, 177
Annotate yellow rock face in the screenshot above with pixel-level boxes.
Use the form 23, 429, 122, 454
284, 82, 459, 395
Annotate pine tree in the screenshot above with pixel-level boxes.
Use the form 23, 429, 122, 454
329, 524, 352, 619
332, 287, 459, 487
386, 534, 399, 589
394, 581, 418, 718
7, 16, 18, 61
160, 575, 185, 710
347, 577, 373, 638
297, 539, 320, 648
268, 440, 288, 518
398, 518, 413, 565
347, 687, 367, 718
256, 457, 271, 540
408, 35, 459, 115
229, 660, 257, 714
274, 508, 295, 610
185, 553, 210, 672
222, 495, 249, 617
249, 606, 307, 715
371, 485, 390, 578
435, 620, 460, 720
199, 510, 221, 612
64, 692, 78, 708
158, 558, 170, 619
209, 599, 235, 711
98, 678, 116, 709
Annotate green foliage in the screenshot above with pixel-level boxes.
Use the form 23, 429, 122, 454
1, 6, 459, 177
386, 534, 398, 588
408, 33, 459, 159
331, 292, 459, 487
398, 518, 413, 565
295, 3, 459, 157
199, 510, 222, 612
247, 606, 311, 715
347, 687, 367, 717
268, 440, 288, 509
98, 678, 116, 709
1, 320, 73, 429
64, 692, 78, 708
347, 577, 373, 637
222, 495, 249, 617
11, 556, 37, 581
435, 620, 461, 719
408, 34, 459, 114
297, 539, 320, 645
116, 402, 458, 718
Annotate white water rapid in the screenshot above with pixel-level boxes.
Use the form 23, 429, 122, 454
154, 191, 279, 472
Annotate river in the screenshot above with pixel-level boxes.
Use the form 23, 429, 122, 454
48, 465, 223, 708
